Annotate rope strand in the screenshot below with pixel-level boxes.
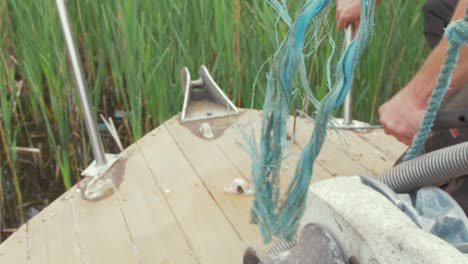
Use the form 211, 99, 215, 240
249, 0, 375, 242
404, 16, 468, 160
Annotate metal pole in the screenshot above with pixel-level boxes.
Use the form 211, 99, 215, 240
343, 25, 353, 125
55, 0, 107, 166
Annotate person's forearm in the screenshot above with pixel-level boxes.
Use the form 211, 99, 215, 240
404, 0, 468, 108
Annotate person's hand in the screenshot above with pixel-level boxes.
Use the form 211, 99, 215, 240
378, 88, 427, 145
336, 0, 381, 31
336, 0, 362, 30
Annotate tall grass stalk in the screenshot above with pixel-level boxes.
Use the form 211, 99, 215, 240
0, 0, 427, 237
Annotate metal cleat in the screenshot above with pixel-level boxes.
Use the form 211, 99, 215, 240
180, 65, 239, 123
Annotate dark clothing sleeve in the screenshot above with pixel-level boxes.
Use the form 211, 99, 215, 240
420, 0, 468, 216
423, 0, 459, 48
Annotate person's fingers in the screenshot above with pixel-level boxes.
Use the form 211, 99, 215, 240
379, 110, 389, 132
378, 89, 425, 147
338, 17, 360, 32
380, 112, 410, 144
396, 135, 412, 146
336, 3, 349, 30
378, 103, 386, 118
337, 16, 345, 30
336, 0, 363, 30
382, 125, 391, 135
383, 119, 410, 143
352, 21, 360, 37
382, 120, 413, 146
335, 1, 342, 28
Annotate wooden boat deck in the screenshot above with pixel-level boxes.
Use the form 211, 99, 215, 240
0, 109, 406, 264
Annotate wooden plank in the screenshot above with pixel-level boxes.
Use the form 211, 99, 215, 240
290, 116, 397, 175
213, 111, 260, 181
69, 180, 139, 263
210, 110, 333, 253
137, 125, 244, 263
28, 195, 82, 264
284, 114, 334, 184
116, 144, 196, 263
0, 224, 28, 263
289, 115, 373, 177
354, 129, 407, 160
211, 110, 295, 184
284, 144, 334, 185
216, 111, 333, 190
2, 144, 195, 264
328, 129, 395, 175
164, 117, 264, 249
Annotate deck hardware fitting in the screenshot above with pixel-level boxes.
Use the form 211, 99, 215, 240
81, 153, 121, 177
180, 65, 239, 122
199, 123, 215, 139
225, 178, 254, 195
83, 176, 116, 201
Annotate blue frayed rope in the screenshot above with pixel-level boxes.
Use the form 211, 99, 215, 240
249, 0, 375, 243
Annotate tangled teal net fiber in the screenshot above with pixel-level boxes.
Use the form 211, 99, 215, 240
245, 0, 376, 243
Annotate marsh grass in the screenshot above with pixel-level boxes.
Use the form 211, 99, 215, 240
0, 0, 427, 239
